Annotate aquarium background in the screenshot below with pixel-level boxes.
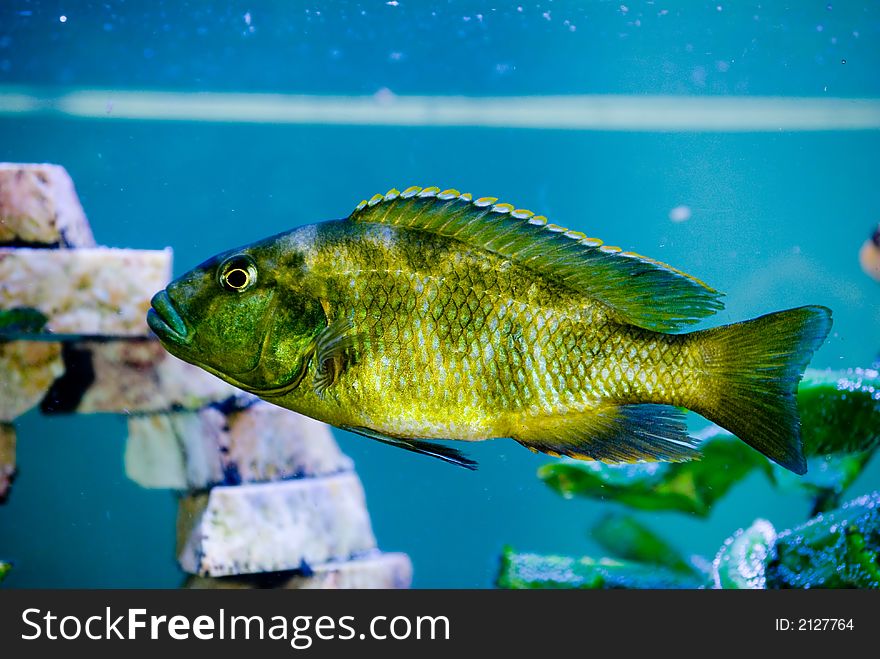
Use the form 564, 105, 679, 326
1, 0, 879, 588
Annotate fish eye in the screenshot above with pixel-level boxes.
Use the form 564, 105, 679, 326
219, 255, 258, 292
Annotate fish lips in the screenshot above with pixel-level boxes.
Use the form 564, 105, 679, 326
148, 290, 191, 346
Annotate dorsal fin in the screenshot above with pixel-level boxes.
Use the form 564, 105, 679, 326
347, 186, 724, 332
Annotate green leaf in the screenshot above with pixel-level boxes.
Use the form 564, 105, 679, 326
0, 561, 10, 584
0, 307, 49, 336
539, 432, 772, 517
496, 547, 705, 589
770, 367, 880, 511
773, 450, 876, 515
766, 491, 880, 588
591, 514, 697, 575
798, 367, 880, 456
712, 519, 777, 589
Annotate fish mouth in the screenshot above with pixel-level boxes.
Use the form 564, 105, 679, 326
147, 290, 191, 346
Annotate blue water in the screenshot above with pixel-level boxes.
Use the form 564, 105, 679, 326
1, 1, 879, 588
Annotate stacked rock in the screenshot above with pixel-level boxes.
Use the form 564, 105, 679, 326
128, 398, 411, 588
0, 163, 411, 588
0, 162, 176, 497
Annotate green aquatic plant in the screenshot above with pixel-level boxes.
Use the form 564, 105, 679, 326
767, 492, 880, 589
774, 451, 875, 516
0, 560, 10, 584
497, 548, 705, 590
499, 491, 880, 590
711, 492, 880, 589
539, 432, 773, 517
774, 367, 879, 515
498, 367, 880, 589
591, 514, 700, 576
799, 367, 880, 456
0, 307, 48, 336
712, 519, 777, 589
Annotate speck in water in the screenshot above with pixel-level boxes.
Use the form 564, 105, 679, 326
669, 206, 692, 223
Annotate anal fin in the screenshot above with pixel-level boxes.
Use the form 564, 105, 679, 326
341, 425, 478, 470
515, 404, 699, 463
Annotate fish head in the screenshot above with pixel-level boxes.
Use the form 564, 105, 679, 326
148, 231, 325, 394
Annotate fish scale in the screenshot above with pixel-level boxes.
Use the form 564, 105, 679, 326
309, 223, 699, 440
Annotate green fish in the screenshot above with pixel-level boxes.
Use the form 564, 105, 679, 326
148, 186, 832, 473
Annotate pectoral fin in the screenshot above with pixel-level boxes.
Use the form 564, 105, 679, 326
342, 425, 478, 470
313, 316, 357, 395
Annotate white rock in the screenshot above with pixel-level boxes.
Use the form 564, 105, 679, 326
42, 339, 239, 414
0, 423, 15, 501
0, 247, 171, 336
0, 163, 95, 247
151, 349, 244, 410
213, 402, 352, 483
126, 401, 351, 489
183, 552, 413, 589
0, 340, 64, 421
124, 415, 189, 490
283, 552, 413, 589
177, 475, 377, 577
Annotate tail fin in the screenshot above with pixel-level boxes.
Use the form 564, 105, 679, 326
692, 305, 832, 474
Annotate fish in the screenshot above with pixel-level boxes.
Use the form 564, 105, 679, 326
859, 223, 880, 282
148, 186, 832, 474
